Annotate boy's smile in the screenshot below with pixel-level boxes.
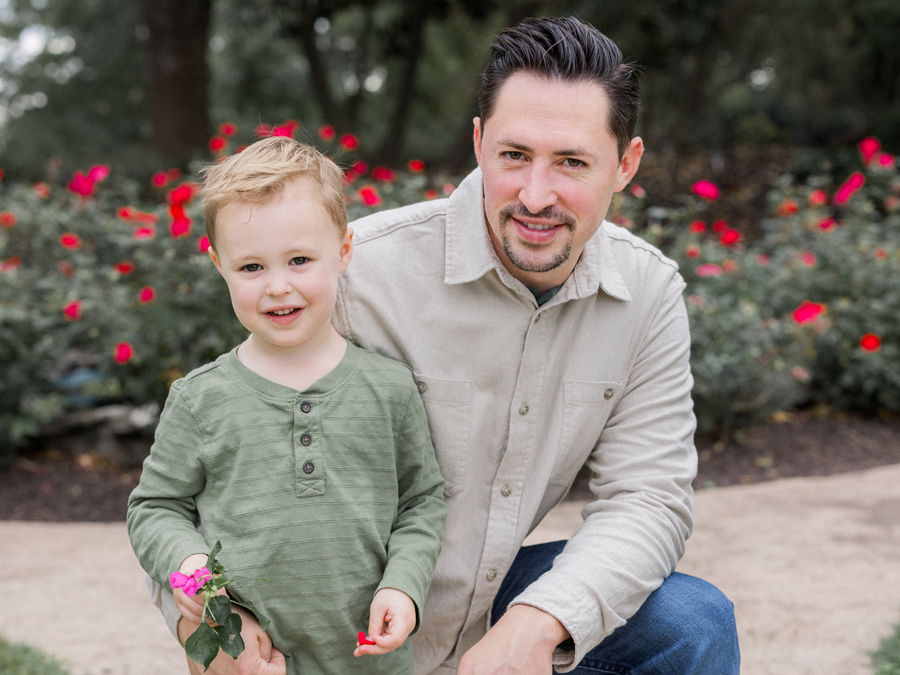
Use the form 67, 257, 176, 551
208, 176, 353, 362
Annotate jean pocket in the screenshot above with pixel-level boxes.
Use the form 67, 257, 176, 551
413, 373, 471, 498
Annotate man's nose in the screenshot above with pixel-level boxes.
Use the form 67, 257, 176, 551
517, 164, 558, 215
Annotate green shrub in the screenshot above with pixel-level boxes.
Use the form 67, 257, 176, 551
0, 635, 70, 675
871, 616, 900, 675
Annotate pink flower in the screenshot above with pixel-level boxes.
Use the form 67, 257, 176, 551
168, 184, 195, 205
319, 125, 336, 141
833, 172, 865, 206
877, 153, 895, 169
198, 235, 211, 253
357, 186, 382, 207
801, 252, 816, 266
695, 263, 723, 277
808, 190, 828, 207
408, 159, 426, 173
169, 567, 212, 597
138, 286, 156, 304
115, 261, 135, 275
722, 258, 738, 273
151, 171, 169, 188
67, 171, 95, 197
339, 133, 359, 151
167, 168, 182, 182
688, 220, 706, 233
114, 342, 135, 363
875, 248, 888, 259
63, 300, 82, 321
117, 206, 137, 221
1, 256, 21, 272
686, 245, 701, 258
219, 122, 238, 137
88, 165, 110, 182
442, 182, 455, 195
630, 183, 646, 198
272, 120, 299, 138
791, 366, 810, 381
135, 211, 159, 224
170, 217, 192, 238
692, 180, 720, 200
757, 254, 771, 265
255, 124, 272, 137
792, 300, 827, 324
818, 217, 837, 230
425, 189, 438, 200
712, 220, 728, 233
720, 229, 741, 246
776, 199, 798, 216
60, 233, 82, 250
860, 333, 881, 352
33, 182, 50, 198
858, 137, 880, 165
1, 211, 16, 227
209, 136, 227, 152
371, 166, 396, 182
134, 226, 156, 240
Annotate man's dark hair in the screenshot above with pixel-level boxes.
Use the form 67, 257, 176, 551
478, 16, 640, 159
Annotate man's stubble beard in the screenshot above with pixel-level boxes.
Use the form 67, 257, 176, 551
498, 204, 575, 274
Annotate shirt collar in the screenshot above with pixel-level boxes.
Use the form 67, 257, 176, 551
444, 167, 631, 303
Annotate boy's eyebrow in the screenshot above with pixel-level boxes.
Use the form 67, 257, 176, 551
498, 138, 593, 158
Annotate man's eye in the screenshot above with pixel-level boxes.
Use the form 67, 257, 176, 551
562, 158, 585, 168
504, 151, 524, 161
241, 263, 262, 272
290, 257, 309, 266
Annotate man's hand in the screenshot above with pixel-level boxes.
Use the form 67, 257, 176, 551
457, 604, 570, 675
179, 605, 286, 675
354, 588, 416, 657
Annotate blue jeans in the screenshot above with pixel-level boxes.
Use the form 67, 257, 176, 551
491, 541, 740, 674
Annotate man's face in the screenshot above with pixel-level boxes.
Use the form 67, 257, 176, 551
473, 72, 643, 292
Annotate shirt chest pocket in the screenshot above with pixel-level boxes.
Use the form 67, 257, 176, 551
412, 373, 471, 498
551, 380, 622, 487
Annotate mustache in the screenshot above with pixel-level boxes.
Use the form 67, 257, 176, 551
500, 204, 575, 229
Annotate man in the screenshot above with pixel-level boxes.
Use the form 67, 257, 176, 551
157, 15, 739, 674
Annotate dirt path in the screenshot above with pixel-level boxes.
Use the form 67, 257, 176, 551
2, 463, 899, 675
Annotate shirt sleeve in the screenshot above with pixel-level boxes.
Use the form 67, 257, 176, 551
376, 380, 449, 633
508, 272, 696, 671
126, 379, 213, 590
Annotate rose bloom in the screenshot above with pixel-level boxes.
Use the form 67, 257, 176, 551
808, 190, 828, 207
67, 171, 95, 197
791, 366, 810, 381
168, 184, 194, 205
1, 255, 22, 272
776, 199, 798, 215
425, 189, 438, 200
442, 182, 455, 195
33, 182, 50, 198
859, 333, 882, 352
720, 229, 741, 246
712, 220, 728, 233
801, 252, 816, 266
60, 233, 82, 250
371, 166, 396, 182
115, 261, 135, 274
170, 217, 192, 238
818, 217, 837, 230
792, 300, 827, 324
63, 300, 82, 321
88, 165, 110, 182
692, 179, 720, 200
357, 185, 382, 207
686, 245, 701, 258
833, 172, 865, 205
688, 220, 706, 233
151, 171, 169, 187
695, 263, 723, 277
114, 342, 135, 363
630, 183, 646, 198
209, 136, 227, 152
219, 122, 238, 137
722, 258, 738, 273
886, 196, 900, 211
757, 253, 771, 265
1, 211, 16, 227
859, 137, 880, 165
198, 235, 211, 253
117, 206, 136, 221
875, 248, 888, 259
318, 125, 336, 141
134, 226, 156, 240
139, 286, 157, 304
408, 159, 426, 173
877, 153, 895, 168
255, 123, 272, 137
339, 133, 359, 151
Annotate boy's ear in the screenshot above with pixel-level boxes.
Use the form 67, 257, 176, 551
338, 227, 353, 273
208, 247, 223, 273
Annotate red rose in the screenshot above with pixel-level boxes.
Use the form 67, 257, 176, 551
272, 120, 299, 138
219, 122, 238, 137
138, 286, 156, 304
168, 184, 194, 205
686, 245, 700, 258
170, 217, 192, 238
442, 182, 455, 195
808, 190, 827, 207
209, 136, 227, 152
60, 233, 82, 250
114, 342, 135, 363
134, 226, 156, 240
630, 183, 646, 198
33, 182, 50, 198
875, 248, 887, 259
776, 199, 798, 216
319, 125, 336, 141
858, 137, 880, 165
63, 300, 82, 321
722, 259, 738, 273
117, 206, 136, 221
818, 217, 837, 230
198, 235, 211, 253
371, 166, 396, 182
340, 133, 359, 151
67, 171, 95, 197
792, 300, 826, 324
692, 180, 720, 200
425, 189, 438, 200
1, 256, 22, 272
0, 211, 16, 227
151, 171, 169, 187
407, 159, 426, 173
720, 229, 741, 246
859, 333, 881, 352
688, 221, 706, 233
115, 261, 135, 275
801, 252, 816, 266
88, 165, 110, 182
757, 254, 771, 265
877, 153, 895, 169
357, 186, 382, 207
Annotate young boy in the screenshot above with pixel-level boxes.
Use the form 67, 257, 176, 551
126, 136, 447, 675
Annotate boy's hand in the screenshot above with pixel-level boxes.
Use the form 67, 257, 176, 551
354, 588, 416, 657
174, 553, 214, 624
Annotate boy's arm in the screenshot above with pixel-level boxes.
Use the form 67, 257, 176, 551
126, 380, 211, 588
375, 381, 448, 633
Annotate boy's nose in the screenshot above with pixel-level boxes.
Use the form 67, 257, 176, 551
265, 274, 292, 296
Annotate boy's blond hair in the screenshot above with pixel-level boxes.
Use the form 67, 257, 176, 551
201, 136, 348, 250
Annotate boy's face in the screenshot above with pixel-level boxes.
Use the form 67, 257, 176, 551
209, 177, 352, 355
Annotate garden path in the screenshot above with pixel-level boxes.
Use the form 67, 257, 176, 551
1, 463, 899, 675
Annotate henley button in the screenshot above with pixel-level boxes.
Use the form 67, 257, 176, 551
300, 402, 312, 413
486, 569, 497, 581
300, 434, 312, 446
604, 388, 614, 400
302, 461, 314, 474
417, 381, 427, 394
500, 485, 511, 497
519, 403, 529, 415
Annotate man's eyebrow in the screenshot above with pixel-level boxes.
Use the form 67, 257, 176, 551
497, 139, 593, 158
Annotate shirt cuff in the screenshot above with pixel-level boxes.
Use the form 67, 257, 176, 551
146, 573, 182, 641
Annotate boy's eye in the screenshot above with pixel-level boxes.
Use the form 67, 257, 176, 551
290, 257, 309, 266
241, 263, 262, 272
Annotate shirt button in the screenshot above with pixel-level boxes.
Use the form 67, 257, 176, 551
500, 485, 511, 497
302, 461, 314, 474
300, 402, 312, 413
486, 569, 497, 581
519, 403, 529, 415
300, 434, 312, 446
417, 381, 427, 394
604, 388, 614, 400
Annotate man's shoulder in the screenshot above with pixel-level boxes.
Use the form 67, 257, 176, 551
602, 221, 680, 273
351, 344, 417, 389
349, 198, 449, 246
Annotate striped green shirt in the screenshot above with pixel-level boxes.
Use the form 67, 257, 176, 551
127, 341, 447, 674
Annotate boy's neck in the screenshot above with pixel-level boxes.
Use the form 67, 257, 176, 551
236, 327, 348, 393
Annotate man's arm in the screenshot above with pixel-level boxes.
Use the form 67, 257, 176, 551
463, 273, 696, 673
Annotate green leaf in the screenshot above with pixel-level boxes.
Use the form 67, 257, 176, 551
184, 622, 220, 671
216, 613, 245, 659
208, 594, 232, 626
207, 540, 223, 565
230, 598, 272, 632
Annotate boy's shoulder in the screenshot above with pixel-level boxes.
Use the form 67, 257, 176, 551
169, 352, 235, 397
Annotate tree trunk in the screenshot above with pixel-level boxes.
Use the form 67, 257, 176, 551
140, 0, 212, 163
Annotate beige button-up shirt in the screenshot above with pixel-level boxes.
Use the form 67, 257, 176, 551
334, 168, 697, 673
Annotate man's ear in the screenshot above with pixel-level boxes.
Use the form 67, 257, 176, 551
472, 117, 483, 167
614, 137, 644, 192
